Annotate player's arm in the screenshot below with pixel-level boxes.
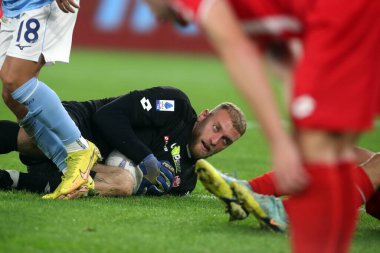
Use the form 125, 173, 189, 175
93, 87, 188, 191
93, 94, 151, 164
93, 87, 190, 163
93, 90, 160, 187
198, 0, 307, 193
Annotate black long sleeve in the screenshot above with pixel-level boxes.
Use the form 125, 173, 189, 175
93, 86, 195, 164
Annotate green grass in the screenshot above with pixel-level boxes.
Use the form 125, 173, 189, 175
0, 49, 379, 253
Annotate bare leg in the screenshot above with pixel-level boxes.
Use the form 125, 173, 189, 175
1, 56, 44, 119
17, 127, 45, 158
355, 146, 376, 165
361, 153, 380, 190
93, 164, 134, 197
286, 130, 359, 253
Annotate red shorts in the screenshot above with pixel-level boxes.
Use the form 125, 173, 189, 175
291, 0, 380, 132
172, 0, 380, 131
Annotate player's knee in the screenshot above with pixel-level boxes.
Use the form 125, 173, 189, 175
1, 86, 17, 110
0, 68, 5, 84
2, 87, 10, 103
0, 68, 20, 91
0, 65, 37, 93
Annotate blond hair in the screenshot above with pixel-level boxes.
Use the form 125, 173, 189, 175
210, 102, 247, 136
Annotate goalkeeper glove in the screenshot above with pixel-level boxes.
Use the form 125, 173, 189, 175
139, 154, 161, 183
137, 155, 175, 195
146, 161, 175, 196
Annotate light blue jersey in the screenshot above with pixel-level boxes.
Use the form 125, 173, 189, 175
2, 0, 54, 18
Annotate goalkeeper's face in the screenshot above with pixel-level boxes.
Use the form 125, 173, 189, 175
190, 109, 241, 159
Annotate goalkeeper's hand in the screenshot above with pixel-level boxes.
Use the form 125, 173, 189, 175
137, 156, 175, 196
139, 154, 161, 184
146, 161, 175, 196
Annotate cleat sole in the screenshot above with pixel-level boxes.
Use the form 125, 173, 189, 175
196, 159, 248, 220
231, 181, 282, 232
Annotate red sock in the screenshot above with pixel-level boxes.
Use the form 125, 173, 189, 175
336, 162, 358, 253
248, 171, 282, 196
353, 166, 375, 207
284, 163, 356, 253
365, 191, 380, 220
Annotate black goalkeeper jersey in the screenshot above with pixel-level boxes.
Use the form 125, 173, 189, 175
63, 86, 198, 195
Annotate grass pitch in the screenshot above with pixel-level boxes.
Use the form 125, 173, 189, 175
0, 50, 379, 253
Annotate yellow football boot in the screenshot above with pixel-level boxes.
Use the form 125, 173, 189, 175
58, 175, 96, 199
86, 175, 96, 197
195, 159, 248, 221
42, 141, 101, 199
231, 181, 287, 232
196, 159, 287, 232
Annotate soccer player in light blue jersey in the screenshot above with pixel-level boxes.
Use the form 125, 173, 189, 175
0, 0, 101, 199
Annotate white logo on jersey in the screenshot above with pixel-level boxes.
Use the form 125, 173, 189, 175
292, 95, 315, 119
140, 97, 152, 111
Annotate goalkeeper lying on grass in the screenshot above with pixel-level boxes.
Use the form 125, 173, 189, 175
0, 86, 246, 198
195, 147, 380, 232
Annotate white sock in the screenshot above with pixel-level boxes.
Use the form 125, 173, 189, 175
65, 136, 89, 153
7, 170, 20, 188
